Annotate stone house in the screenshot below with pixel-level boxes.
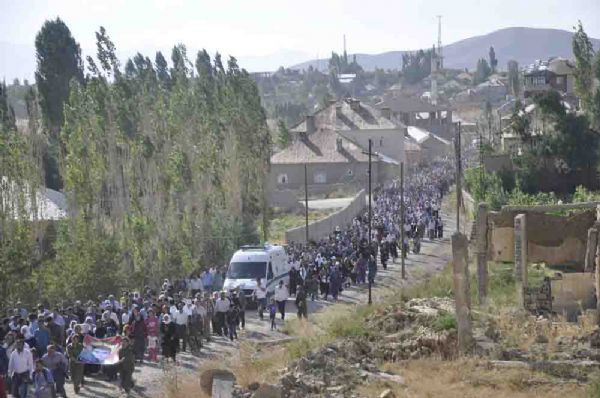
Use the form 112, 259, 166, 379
270, 128, 384, 195
523, 57, 575, 98
269, 98, 408, 202
406, 126, 452, 160
376, 95, 454, 140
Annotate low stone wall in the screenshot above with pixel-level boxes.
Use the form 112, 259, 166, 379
269, 189, 302, 210
285, 190, 366, 244
487, 209, 595, 266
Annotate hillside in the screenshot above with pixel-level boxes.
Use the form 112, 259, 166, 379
291, 27, 600, 71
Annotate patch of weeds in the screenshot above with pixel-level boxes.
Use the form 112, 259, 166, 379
588, 380, 600, 398
433, 311, 457, 332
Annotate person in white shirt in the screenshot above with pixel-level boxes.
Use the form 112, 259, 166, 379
173, 303, 189, 352
104, 305, 120, 327
254, 278, 267, 320
121, 311, 130, 326
8, 338, 34, 397
214, 292, 230, 336
274, 280, 289, 321
190, 275, 203, 295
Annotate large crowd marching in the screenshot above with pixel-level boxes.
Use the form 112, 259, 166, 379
0, 159, 453, 398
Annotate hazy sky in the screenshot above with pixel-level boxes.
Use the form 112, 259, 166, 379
1, 0, 599, 78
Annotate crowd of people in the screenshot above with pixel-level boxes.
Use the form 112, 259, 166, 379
285, 159, 452, 301
0, 159, 453, 398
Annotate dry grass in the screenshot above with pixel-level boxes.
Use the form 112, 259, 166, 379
490, 308, 597, 355
231, 342, 289, 387
354, 359, 587, 398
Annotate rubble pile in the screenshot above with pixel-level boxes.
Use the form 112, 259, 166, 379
233, 298, 458, 397
366, 297, 458, 360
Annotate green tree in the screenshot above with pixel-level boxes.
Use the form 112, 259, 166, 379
35, 18, 83, 135
401, 49, 433, 84
473, 58, 491, 84
489, 46, 498, 73
35, 18, 83, 190
507, 60, 520, 96
509, 100, 531, 149
572, 21, 595, 112
277, 119, 291, 148
592, 53, 600, 130
0, 81, 16, 131
155, 51, 171, 87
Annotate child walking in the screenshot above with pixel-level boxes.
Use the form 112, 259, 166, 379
268, 298, 277, 330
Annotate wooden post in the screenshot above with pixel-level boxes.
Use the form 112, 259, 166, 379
585, 227, 598, 273
452, 232, 473, 354
304, 164, 309, 243
594, 205, 600, 326
514, 214, 528, 309
400, 161, 406, 279
476, 203, 489, 305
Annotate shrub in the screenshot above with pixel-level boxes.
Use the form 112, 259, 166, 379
433, 312, 457, 332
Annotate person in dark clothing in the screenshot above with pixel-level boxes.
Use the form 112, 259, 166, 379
0, 341, 8, 398
160, 315, 178, 363
118, 337, 135, 394
234, 287, 247, 330
226, 306, 239, 341
288, 266, 298, 296
295, 285, 308, 319
380, 241, 389, 270
128, 308, 147, 364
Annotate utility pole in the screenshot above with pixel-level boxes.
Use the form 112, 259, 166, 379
368, 138, 373, 305
400, 161, 406, 279
456, 122, 462, 233
304, 164, 309, 243
479, 123, 485, 200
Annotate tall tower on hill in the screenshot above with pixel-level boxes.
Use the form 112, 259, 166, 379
437, 15, 443, 69
431, 16, 443, 105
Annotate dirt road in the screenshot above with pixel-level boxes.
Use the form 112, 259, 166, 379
59, 201, 458, 398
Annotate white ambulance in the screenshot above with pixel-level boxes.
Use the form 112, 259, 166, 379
222, 243, 290, 300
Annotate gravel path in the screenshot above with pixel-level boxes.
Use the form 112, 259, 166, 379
58, 201, 459, 398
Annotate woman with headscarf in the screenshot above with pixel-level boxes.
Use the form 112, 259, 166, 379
160, 314, 177, 363
144, 309, 159, 362
128, 307, 147, 364
66, 334, 84, 393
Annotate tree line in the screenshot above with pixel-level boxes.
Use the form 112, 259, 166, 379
0, 18, 271, 306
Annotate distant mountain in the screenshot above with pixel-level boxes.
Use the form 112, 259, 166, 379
291, 27, 600, 72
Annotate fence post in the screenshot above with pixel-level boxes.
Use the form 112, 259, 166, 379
514, 214, 528, 309
476, 202, 489, 305
452, 232, 473, 354
585, 227, 598, 273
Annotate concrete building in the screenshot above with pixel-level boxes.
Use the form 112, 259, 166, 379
407, 126, 452, 160
269, 98, 407, 202
376, 95, 454, 140
523, 57, 575, 98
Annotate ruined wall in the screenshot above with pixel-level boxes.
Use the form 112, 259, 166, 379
488, 209, 595, 266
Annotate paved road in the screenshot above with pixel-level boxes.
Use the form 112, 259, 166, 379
57, 200, 458, 398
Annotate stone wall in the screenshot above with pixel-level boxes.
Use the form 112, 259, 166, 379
487, 209, 595, 266
285, 190, 366, 244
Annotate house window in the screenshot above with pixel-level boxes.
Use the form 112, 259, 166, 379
277, 174, 288, 184
313, 172, 327, 184
380, 137, 384, 147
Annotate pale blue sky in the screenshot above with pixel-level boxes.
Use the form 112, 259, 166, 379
1, 0, 599, 79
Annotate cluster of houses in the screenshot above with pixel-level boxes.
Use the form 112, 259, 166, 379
499, 57, 578, 156
268, 95, 453, 207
